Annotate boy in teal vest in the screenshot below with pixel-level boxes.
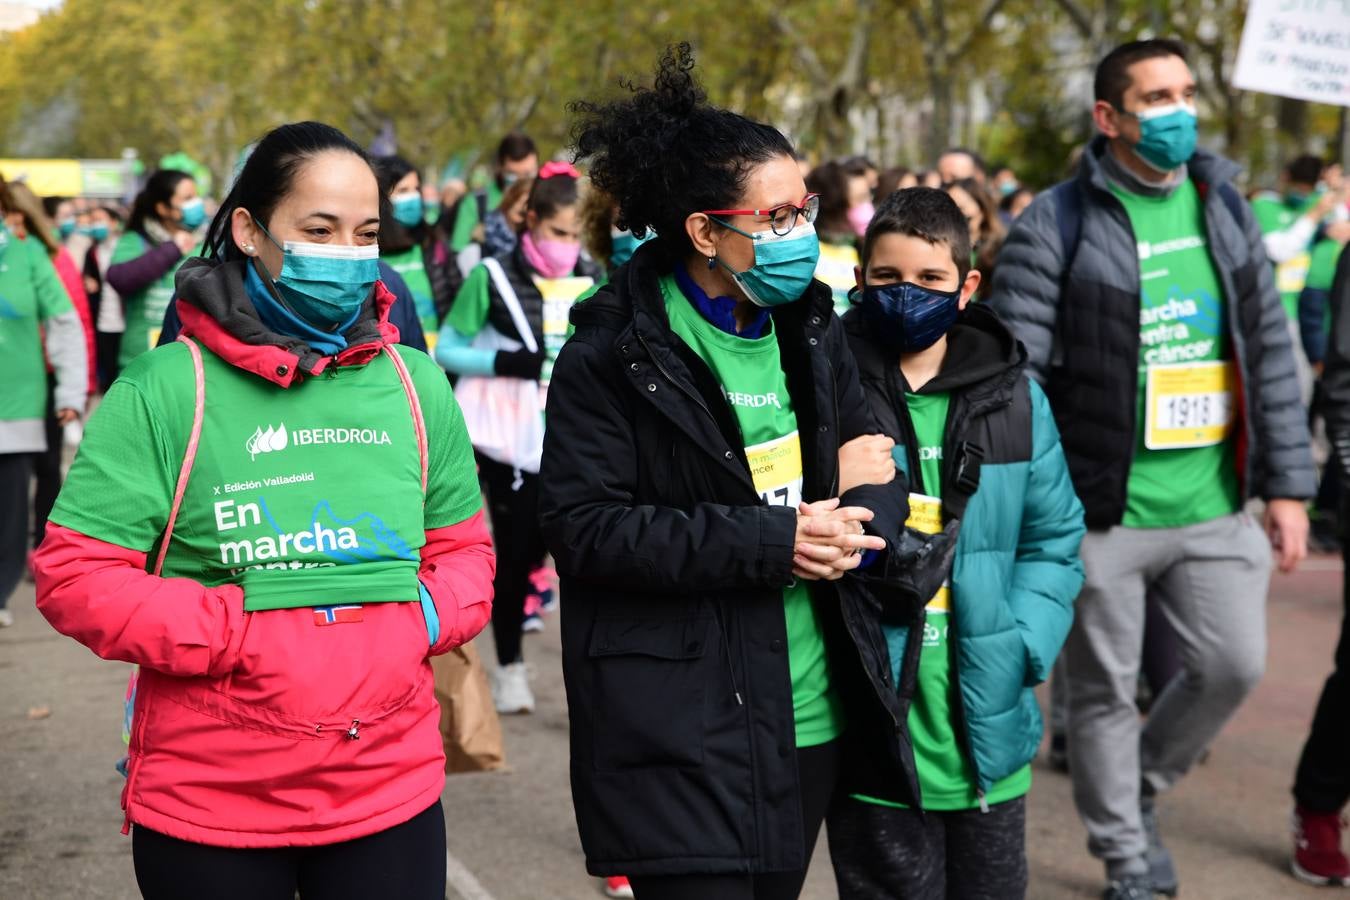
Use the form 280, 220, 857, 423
828, 187, 1086, 899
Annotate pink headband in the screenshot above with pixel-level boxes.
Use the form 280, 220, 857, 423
539, 161, 581, 180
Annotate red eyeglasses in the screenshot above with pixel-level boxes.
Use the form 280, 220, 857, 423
703, 193, 821, 236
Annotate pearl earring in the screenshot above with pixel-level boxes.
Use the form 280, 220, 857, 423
707, 255, 716, 270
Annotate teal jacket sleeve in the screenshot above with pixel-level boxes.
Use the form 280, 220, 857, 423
1009, 379, 1086, 686
435, 324, 496, 376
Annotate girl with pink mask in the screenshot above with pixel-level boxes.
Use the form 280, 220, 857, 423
436, 162, 599, 715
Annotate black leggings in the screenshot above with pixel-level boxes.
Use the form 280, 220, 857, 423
477, 455, 547, 667
630, 740, 841, 900
132, 802, 446, 900
827, 794, 1027, 900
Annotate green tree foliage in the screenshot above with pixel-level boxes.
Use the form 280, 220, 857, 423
0, 0, 1342, 191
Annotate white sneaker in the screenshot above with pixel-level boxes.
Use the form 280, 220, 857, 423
492, 661, 535, 714
0, 609, 13, 628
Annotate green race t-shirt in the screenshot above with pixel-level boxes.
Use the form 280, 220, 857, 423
854, 390, 1031, 811
661, 274, 844, 748
450, 183, 503, 252
1307, 239, 1344, 340
112, 232, 194, 371
447, 261, 592, 387
1252, 193, 1318, 320
51, 342, 481, 610
1112, 180, 1239, 529
0, 232, 73, 423
382, 245, 439, 343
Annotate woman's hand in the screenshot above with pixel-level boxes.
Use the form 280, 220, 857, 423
838, 434, 897, 495
792, 498, 885, 581
172, 230, 197, 255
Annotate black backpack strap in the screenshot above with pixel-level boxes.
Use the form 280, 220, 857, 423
1216, 182, 1246, 230
475, 189, 489, 224
1053, 179, 1084, 270
942, 441, 985, 522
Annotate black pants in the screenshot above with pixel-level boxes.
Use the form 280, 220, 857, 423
96, 329, 122, 392
477, 455, 546, 667
31, 378, 63, 547
1293, 510, 1350, 813
827, 794, 1028, 900
630, 740, 841, 900
132, 801, 446, 900
0, 452, 33, 612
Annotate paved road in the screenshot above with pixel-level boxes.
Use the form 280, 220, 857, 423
1, 558, 1343, 899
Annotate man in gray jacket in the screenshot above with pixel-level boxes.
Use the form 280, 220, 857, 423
988, 38, 1315, 900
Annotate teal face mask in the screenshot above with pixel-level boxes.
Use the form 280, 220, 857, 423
179, 197, 206, 230
57, 218, 77, 239
711, 220, 820, 308
1128, 103, 1198, 173
256, 219, 380, 328
89, 223, 110, 242
609, 228, 652, 268
391, 191, 424, 228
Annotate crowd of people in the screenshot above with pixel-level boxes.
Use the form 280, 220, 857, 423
1, 35, 1349, 900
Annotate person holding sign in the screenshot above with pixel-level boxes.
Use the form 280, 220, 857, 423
827, 187, 1084, 900
32, 122, 494, 898
538, 45, 929, 900
437, 162, 599, 716
106, 170, 203, 377
989, 38, 1315, 900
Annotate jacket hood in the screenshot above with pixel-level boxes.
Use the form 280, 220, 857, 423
1081, 134, 1242, 195
174, 256, 400, 387
846, 302, 1025, 395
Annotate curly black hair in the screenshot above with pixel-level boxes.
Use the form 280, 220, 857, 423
569, 42, 794, 267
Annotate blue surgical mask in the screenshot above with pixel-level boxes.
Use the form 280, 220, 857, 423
391, 191, 424, 228
1128, 103, 1197, 173
57, 218, 77, 239
179, 197, 206, 230
89, 223, 110, 242
712, 220, 821, 308
856, 280, 962, 354
609, 228, 651, 268
255, 219, 380, 328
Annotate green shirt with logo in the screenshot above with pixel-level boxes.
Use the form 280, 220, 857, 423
854, 389, 1031, 810
0, 230, 73, 423
1111, 180, 1239, 529
50, 341, 481, 611
661, 274, 844, 748
1251, 192, 1319, 320
382, 245, 438, 339
112, 232, 194, 372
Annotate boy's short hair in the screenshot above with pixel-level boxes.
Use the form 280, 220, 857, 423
1094, 39, 1189, 109
862, 187, 971, 281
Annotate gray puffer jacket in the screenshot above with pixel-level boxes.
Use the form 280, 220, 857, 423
988, 136, 1315, 528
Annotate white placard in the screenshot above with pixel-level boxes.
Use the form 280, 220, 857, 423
1232, 0, 1350, 108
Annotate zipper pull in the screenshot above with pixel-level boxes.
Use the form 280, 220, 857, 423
346, 719, 361, 740
734, 690, 744, 706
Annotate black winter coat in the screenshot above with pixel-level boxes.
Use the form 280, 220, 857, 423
538, 243, 919, 877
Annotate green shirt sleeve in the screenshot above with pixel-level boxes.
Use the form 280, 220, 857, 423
110, 231, 146, 264
1307, 239, 1344, 292
446, 264, 492, 338
449, 193, 482, 252
49, 367, 179, 552
399, 348, 483, 529
27, 239, 73, 320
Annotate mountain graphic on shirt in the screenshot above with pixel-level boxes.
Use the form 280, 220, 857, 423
257, 497, 417, 565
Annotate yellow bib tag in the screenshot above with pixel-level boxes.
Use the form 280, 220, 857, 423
1143, 360, 1235, 450
1276, 252, 1311, 294
148, 327, 161, 351
747, 431, 804, 508
815, 243, 859, 293
534, 276, 594, 340
905, 492, 950, 609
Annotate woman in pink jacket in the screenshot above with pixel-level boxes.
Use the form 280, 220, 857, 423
33, 121, 495, 900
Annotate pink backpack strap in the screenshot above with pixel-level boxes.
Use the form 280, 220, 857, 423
384, 345, 429, 494
152, 336, 206, 577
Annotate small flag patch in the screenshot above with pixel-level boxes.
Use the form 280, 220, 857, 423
314, 605, 363, 626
